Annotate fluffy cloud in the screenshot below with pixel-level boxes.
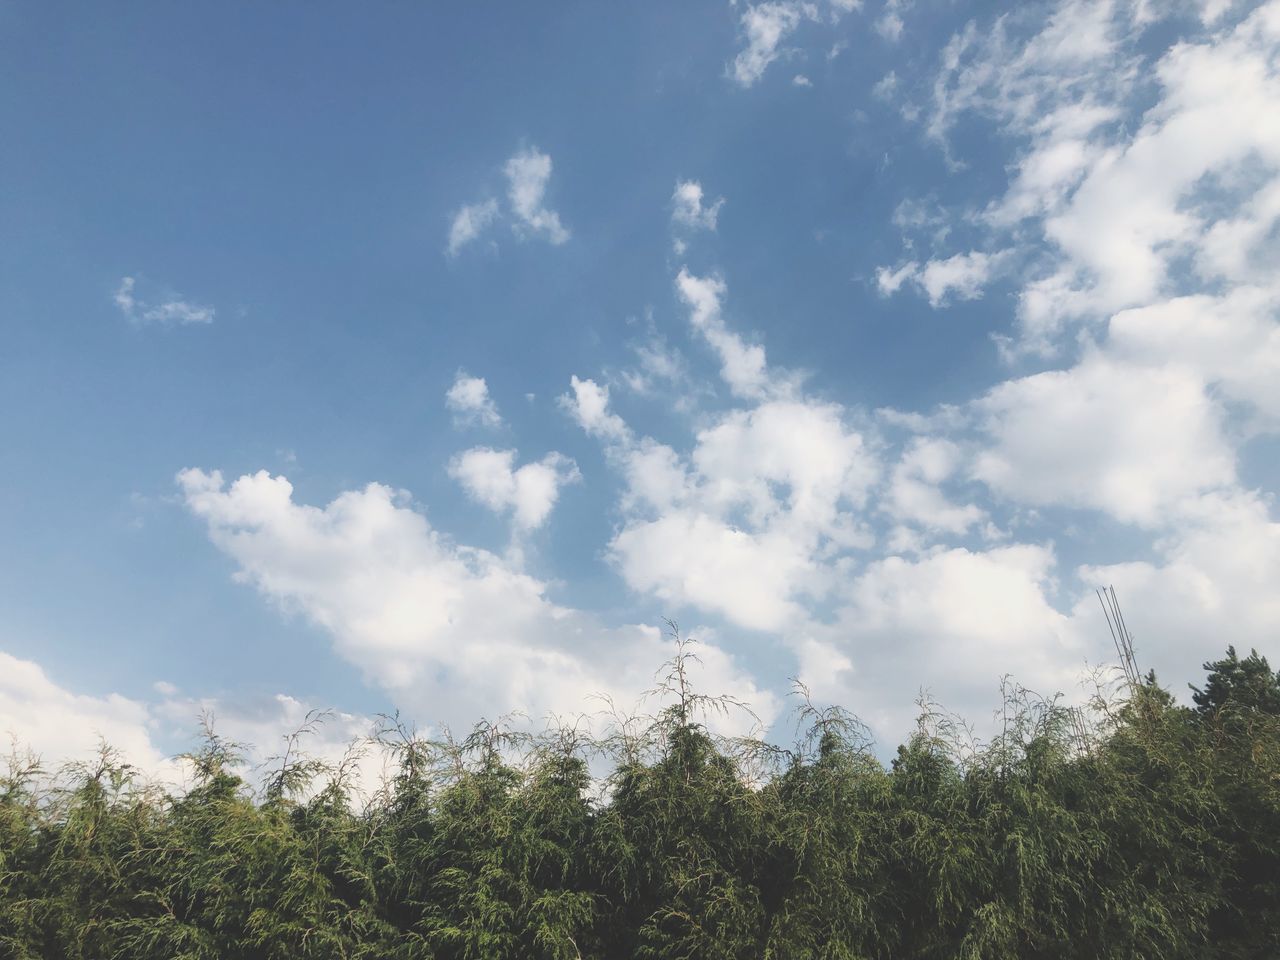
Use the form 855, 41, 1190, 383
0, 650, 173, 775
973, 352, 1236, 526
564, 365, 879, 633
871, 0, 1280, 560
801, 543, 1084, 737
159, 0, 1280, 753
876, 251, 1002, 306
671, 180, 725, 231
448, 447, 580, 531
875, 261, 917, 295
561, 375, 630, 441
1031, 4, 1280, 324
612, 513, 817, 633
885, 437, 984, 535
0, 649, 389, 796
114, 276, 215, 326
505, 147, 570, 245
914, 0, 1280, 351
177, 468, 775, 731
1072, 489, 1280, 683
1106, 287, 1280, 425
842, 1, 1280, 730
446, 371, 503, 428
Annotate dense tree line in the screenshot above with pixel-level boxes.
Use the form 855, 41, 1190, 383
1, 640, 1278, 959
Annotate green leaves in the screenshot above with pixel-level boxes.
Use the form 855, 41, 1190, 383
0, 644, 1277, 959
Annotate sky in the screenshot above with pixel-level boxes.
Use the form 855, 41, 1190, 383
2, 0, 1279, 779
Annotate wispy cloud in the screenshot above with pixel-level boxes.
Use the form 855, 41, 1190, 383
447, 145, 570, 255
114, 276, 215, 326
730, 3, 816, 88
876, 250, 1004, 306
446, 199, 500, 256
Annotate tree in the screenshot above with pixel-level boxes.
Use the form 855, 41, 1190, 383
1191, 647, 1280, 719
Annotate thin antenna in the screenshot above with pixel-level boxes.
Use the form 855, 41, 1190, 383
1097, 585, 1140, 689
1068, 705, 1091, 754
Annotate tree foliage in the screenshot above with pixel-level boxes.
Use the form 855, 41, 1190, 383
1, 639, 1278, 959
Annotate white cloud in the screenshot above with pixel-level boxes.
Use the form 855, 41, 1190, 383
793, 73, 813, 87
612, 512, 816, 633
177, 468, 776, 731
876, 12, 904, 41
675, 268, 777, 399
447, 198, 500, 256
875, 261, 917, 295
0, 649, 390, 798
872, 70, 899, 101
1024, 10, 1280, 329
916, 251, 1000, 306
151, 685, 391, 802
566, 365, 879, 634
730, 3, 816, 88
973, 352, 1236, 526
620, 330, 691, 399
875, 251, 1001, 306
875, 0, 909, 43
1196, 177, 1280, 285
874, 0, 1280, 712
914, 0, 1280, 349
1070, 489, 1280, 683
447, 146, 571, 255
445, 371, 503, 428
802, 543, 1084, 737
0, 650, 173, 776
928, 0, 1136, 147
672, 180, 725, 231
607, 403, 878, 632
885, 437, 984, 534
1106, 286, 1280, 425
448, 447, 580, 531
560, 375, 630, 441
504, 147, 570, 245
114, 276, 215, 326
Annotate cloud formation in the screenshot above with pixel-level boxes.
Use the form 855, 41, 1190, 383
86, 0, 1280, 763
445, 371, 503, 428
177, 468, 775, 732
0, 649, 388, 798
447, 199, 500, 256
448, 447, 580, 531
446, 146, 570, 255
731, 3, 814, 88
114, 276, 215, 326
875, 251, 1002, 306
671, 180, 725, 232
505, 147, 571, 245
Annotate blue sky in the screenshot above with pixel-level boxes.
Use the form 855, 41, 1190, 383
3, 0, 1279, 774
